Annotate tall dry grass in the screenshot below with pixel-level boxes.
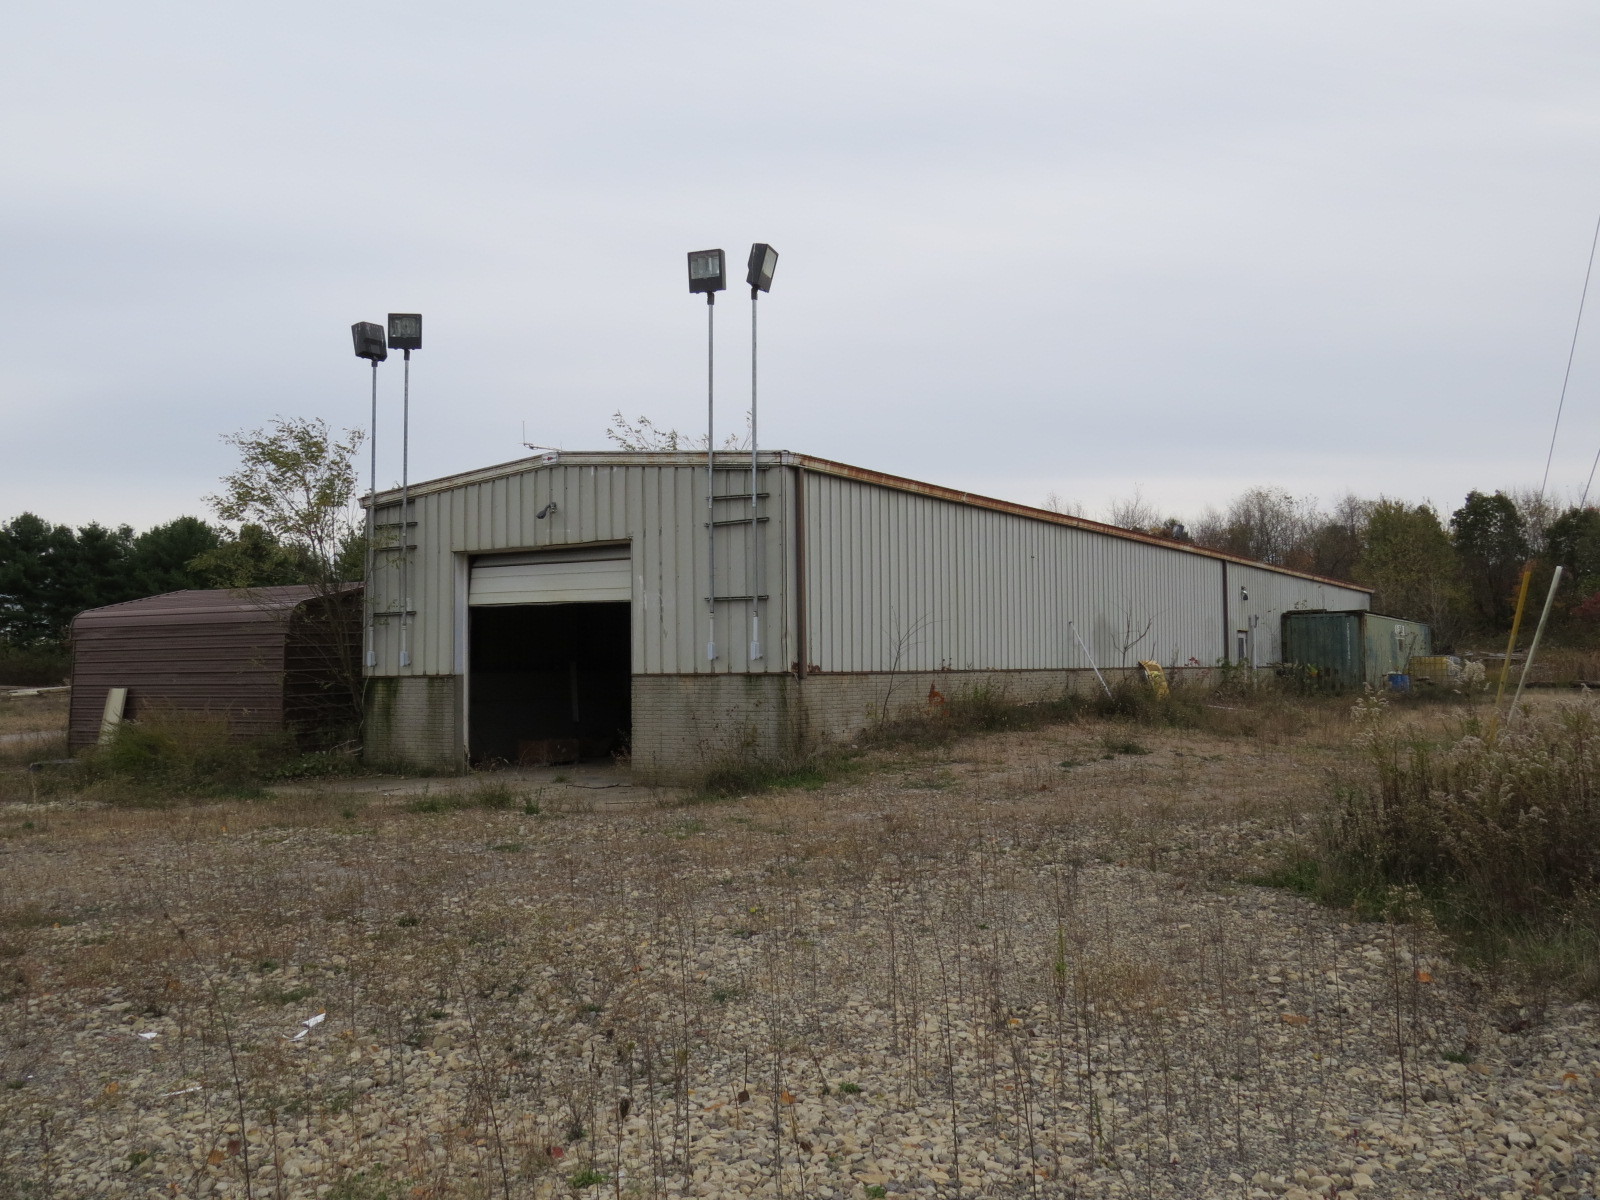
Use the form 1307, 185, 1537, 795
1283, 693, 1600, 993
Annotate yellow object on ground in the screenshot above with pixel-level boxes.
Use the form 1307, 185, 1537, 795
1408, 656, 1456, 685
1138, 660, 1169, 698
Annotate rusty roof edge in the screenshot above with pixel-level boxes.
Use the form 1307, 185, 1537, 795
363, 450, 790, 508
71, 584, 362, 630
788, 455, 1372, 592
369, 450, 1371, 594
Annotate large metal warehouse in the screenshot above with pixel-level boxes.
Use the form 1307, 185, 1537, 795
363, 451, 1371, 781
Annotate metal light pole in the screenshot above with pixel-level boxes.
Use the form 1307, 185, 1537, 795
745, 244, 778, 662
688, 250, 726, 662
387, 313, 422, 669
350, 322, 388, 669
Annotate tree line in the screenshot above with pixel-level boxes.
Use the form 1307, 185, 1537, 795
1106, 485, 1600, 648
0, 515, 362, 648
7, 409, 1599, 664
0, 417, 364, 659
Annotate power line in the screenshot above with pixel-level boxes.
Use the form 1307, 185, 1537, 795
1547, 209, 1600, 502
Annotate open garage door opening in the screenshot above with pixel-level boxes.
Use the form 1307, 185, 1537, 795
468, 547, 632, 767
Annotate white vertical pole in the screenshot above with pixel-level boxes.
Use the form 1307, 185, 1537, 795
399, 349, 411, 669
364, 359, 378, 668
1508, 565, 1563, 720
749, 285, 762, 661
1067, 618, 1114, 699
706, 297, 717, 663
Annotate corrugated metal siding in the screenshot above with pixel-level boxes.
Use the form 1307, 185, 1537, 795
1282, 611, 1432, 687
67, 588, 319, 751
1226, 562, 1371, 665
1362, 614, 1432, 685
802, 473, 1225, 672
1281, 612, 1364, 686
369, 452, 1375, 684
803, 475, 1371, 673
366, 460, 795, 678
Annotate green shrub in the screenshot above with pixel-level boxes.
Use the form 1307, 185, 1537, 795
81, 711, 274, 802
694, 755, 843, 800
861, 676, 1256, 750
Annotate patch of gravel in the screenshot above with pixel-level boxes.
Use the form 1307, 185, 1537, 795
0, 718, 1595, 1198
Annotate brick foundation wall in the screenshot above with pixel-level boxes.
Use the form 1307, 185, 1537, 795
363, 666, 1214, 784
627, 667, 1170, 785
365, 675, 464, 771
794, 668, 1124, 745
629, 674, 797, 785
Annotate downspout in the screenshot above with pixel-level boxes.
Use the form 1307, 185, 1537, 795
793, 463, 808, 679
1220, 561, 1230, 664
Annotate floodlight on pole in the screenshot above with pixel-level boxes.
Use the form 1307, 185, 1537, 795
688, 251, 725, 662
387, 313, 421, 668
745, 244, 778, 661
351, 323, 387, 669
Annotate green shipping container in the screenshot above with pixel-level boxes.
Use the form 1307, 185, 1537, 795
1281, 610, 1431, 689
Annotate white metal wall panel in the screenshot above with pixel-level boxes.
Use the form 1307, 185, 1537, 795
366, 458, 795, 678
801, 473, 1370, 673
366, 452, 1373, 682
1225, 561, 1370, 665
469, 551, 632, 606
802, 472, 1227, 673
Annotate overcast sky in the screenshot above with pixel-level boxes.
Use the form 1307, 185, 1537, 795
4, 1, 1600, 531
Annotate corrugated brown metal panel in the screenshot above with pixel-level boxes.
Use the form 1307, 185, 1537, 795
283, 592, 363, 739
69, 623, 288, 751
72, 586, 318, 628
67, 586, 359, 752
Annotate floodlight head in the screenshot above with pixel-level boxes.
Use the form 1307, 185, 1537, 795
351, 321, 388, 362
687, 249, 726, 299
387, 313, 422, 351
746, 243, 778, 294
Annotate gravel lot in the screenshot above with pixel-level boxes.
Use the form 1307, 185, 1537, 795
0, 704, 1595, 1198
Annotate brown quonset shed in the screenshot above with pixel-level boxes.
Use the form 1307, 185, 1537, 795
68, 586, 361, 753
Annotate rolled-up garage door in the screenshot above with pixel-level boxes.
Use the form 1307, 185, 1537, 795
469, 546, 632, 606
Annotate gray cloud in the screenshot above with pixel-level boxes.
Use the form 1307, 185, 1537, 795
2, 0, 1598, 530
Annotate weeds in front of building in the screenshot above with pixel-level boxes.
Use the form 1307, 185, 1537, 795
1262, 694, 1600, 995
0, 707, 366, 805
0, 736, 1480, 1199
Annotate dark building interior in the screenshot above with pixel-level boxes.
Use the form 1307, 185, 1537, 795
468, 603, 631, 765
